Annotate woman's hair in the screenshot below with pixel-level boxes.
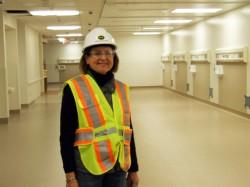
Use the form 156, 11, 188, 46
79, 45, 119, 74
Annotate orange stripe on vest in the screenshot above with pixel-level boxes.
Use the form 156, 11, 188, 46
106, 139, 116, 163
115, 82, 131, 124
72, 79, 94, 127
115, 82, 126, 124
94, 141, 107, 172
81, 76, 105, 126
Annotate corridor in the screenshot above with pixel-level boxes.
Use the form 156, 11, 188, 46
0, 86, 250, 187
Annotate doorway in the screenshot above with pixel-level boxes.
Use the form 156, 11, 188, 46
218, 62, 247, 113
175, 61, 187, 94
193, 62, 210, 101
163, 62, 172, 88
5, 26, 20, 112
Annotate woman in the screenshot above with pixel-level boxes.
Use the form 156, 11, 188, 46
60, 27, 139, 187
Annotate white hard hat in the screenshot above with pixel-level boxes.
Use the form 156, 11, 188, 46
82, 27, 117, 52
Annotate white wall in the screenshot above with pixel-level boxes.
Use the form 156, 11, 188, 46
44, 43, 83, 82
18, 21, 28, 104
18, 22, 43, 104
0, 11, 8, 120
44, 35, 162, 86
26, 27, 40, 84
26, 26, 42, 103
6, 28, 20, 110
0, 14, 43, 122
114, 34, 162, 86
163, 5, 250, 109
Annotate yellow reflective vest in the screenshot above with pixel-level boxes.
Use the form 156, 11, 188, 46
66, 74, 132, 175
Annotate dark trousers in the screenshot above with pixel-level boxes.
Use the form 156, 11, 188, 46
75, 149, 127, 187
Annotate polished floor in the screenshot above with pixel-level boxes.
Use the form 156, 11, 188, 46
0, 85, 250, 187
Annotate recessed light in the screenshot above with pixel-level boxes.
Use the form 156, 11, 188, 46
172, 8, 222, 14
143, 27, 173, 30
29, 10, 79, 16
133, 32, 161, 35
47, 26, 81, 30
71, 41, 82, 44
56, 33, 83, 37
154, 19, 192, 24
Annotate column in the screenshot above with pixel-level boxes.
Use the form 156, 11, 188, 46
0, 10, 9, 124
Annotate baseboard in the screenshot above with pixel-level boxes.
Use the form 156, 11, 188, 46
21, 104, 30, 108
21, 100, 35, 108
0, 118, 8, 124
10, 109, 21, 114
164, 87, 250, 119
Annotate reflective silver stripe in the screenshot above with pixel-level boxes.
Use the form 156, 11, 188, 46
98, 141, 114, 169
116, 81, 130, 125
124, 131, 132, 143
119, 129, 132, 144
95, 127, 117, 137
75, 127, 123, 144
75, 76, 103, 128
75, 131, 94, 142
124, 145, 130, 169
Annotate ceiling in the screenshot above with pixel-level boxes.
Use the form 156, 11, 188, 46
1, 0, 250, 41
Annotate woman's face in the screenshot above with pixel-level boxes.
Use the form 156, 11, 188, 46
86, 46, 114, 75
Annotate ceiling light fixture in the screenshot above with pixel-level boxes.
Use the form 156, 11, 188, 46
172, 8, 222, 14
133, 32, 161, 35
29, 10, 79, 16
71, 41, 82, 44
56, 33, 83, 37
143, 26, 173, 30
47, 26, 81, 30
154, 19, 192, 24
58, 37, 67, 44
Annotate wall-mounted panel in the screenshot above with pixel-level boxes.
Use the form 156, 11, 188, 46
163, 62, 172, 88
216, 47, 248, 63
161, 52, 171, 63
173, 53, 188, 93
57, 59, 80, 83
216, 47, 247, 112
190, 50, 210, 101
162, 53, 172, 88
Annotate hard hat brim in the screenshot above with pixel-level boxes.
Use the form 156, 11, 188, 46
82, 43, 117, 53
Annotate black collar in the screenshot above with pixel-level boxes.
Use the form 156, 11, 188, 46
87, 68, 114, 87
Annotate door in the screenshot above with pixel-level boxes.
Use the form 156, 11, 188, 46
193, 62, 210, 101
218, 62, 246, 113
176, 61, 187, 94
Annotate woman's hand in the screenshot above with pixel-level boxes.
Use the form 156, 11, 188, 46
66, 179, 79, 187
66, 172, 79, 187
127, 172, 139, 187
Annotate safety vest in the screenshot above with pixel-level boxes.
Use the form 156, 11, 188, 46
66, 74, 132, 175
